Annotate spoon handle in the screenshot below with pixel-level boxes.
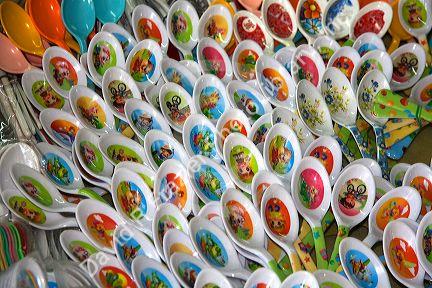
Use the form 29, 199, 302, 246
374, 126, 390, 180
287, 250, 302, 272
257, 249, 287, 281
347, 125, 372, 159
294, 237, 317, 272
312, 226, 328, 269
328, 225, 350, 271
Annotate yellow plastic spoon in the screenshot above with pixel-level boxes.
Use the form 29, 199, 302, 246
0, 1, 45, 57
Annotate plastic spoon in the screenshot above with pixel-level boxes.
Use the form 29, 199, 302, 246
244, 268, 281, 288
94, 0, 125, 24
296, 0, 326, 44
403, 163, 432, 216
27, 0, 71, 52
10, 163, 77, 213
398, 0, 432, 64
197, 4, 233, 49
261, 0, 298, 46
166, 0, 199, 59
132, 256, 179, 288
61, 0, 95, 53
101, 23, 137, 58
170, 252, 208, 288
388, 0, 413, 54
98, 132, 148, 166
296, 79, 356, 163
194, 268, 233, 288
415, 210, 432, 279
321, 67, 371, 159
59, 229, 99, 262
327, 164, 376, 271
349, 1, 393, 40
162, 229, 197, 271
357, 70, 391, 180
340, 236, 391, 287
220, 188, 287, 280
291, 156, 331, 269
327, 46, 361, 81
280, 271, 319, 288
260, 184, 302, 272
291, 44, 325, 87
1, 188, 77, 230
352, 32, 386, 57
322, 0, 360, 40
383, 220, 425, 288
0, 1, 45, 56
363, 186, 422, 247
0, 34, 32, 74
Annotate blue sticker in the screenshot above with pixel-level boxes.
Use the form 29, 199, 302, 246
357, 43, 378, 57
112, 32, 133, 56
141, 268, 173, 288
42, 153, 74, 186
195, 229, 228, 267
189, 125, 217, 158
165, 68, 194, 95
345, 249, 379, 288
117, 181, 148, 220
193, 165, 226, 201
131, 109, 162, 136
177, 261, 202, 287
233, 89, 265, 121
116, 237, 145, 272
199, 86, 225, 120
151, 140, 180, 167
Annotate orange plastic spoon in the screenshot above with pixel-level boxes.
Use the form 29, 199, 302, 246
0, 1, 45, 57
28, 0, 71, 52
387, 0, 412, 54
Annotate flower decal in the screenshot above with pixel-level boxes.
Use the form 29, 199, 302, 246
300, 0, 323, 35
321, 78, 350, 114
298, 95, 325, 128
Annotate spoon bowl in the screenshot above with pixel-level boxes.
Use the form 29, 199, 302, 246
132, 256, 179, 288
0, 33, 32, 74
197, 37, 233, 84
162, 229, 197, 271
232, 40, 263, 82
198, 4, 233, 48
244, 267, 281, 288
261, 0, 297, 46
98, 132, 148, 166
59, 230, 99, 262
194, 268, 233, 288
352, 32, 386, 57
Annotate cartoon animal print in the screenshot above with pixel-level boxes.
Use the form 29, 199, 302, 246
132, 56, 154, 76
22, 182, 38, 198
154, 144, 174, 164
200, 90, 220, 118
110, 82, 129, 113
236, 93, 257, 116
383, 201, 406, 220
166, 95, 190, 124
119, 182, 143, 216
198, 168, 221, 198
111, 148, 138, 163
53, 61, 74, 88
227, 204, 251, 239
233, 151, 255, 182
391, 243, 417, 272
79, 104, 103, 129
206, 19, 225, 40
406, 3, 423, 27
181, 267, 197, 286
35, 85, 61, 107
172, 13, 188, 36
350, 258, 372, 284
199, 234, 226, 266
13, 200, 42, 222
193, 130, 215, 155
394, 55, 418, 79
135, 114, 153, 134
72, 246, 90, 262
94, 44, 111, 70
339, 183, 367, 210
158, 218, 177, 242
46, 156, 70, 184
270, 137, 292, 171
267, 202, 287, 235
81, 143, 96, 164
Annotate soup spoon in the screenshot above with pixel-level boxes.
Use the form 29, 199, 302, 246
322, 0, 360, 40
295, 0, 326, 44
220, 188, 286, 280
261, 0, 297, 47
363, 186, 422, 248
0, 33, 32, 74
163, 228, 197, 271
403, 163, 432, 217
59, 229, 99, 263
10, 163, 77, 213
98, 132, 148, 166
260, 184, 302, 272
251, 170, 283, 210
291, 44, 325, 87
170, 252, 208, 288
166, 0, 199, 59
194, 267, 233, 288
197, 4, 233, 49
357, 70, 391, 180
327, 46, 361, 81
415, 210, 432, 278
340, 236, 391, 287
349, 1, 393, 40
383, 220, 425, 287
291, 156, 331, 269
327, 164, 376, 271
280, 271, 319, 288
321, 67, 371, 159
296, 79, 356, 163
132, 255, 179, 288
1, 188, 77, 230
352, 32, 386, 57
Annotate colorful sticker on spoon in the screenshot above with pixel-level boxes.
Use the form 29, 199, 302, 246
410, 176, 432, 216
226, 200, 253, 240
170, 243, 194, 256
9, 196, 46, 224
42, 153, 74, 186
269, 135, 295, 174
190, 125, 217, 159
140, 268, 172, 288
266, 3, 294, 38
260, 68, 289, 102
298, 168, 324, 209
92, 41, 117, 75
131, 110, 162, 136
108, 80, 133, 114
358, 43, 379, 57
237, 50, 259, 81
194, 165, 225, 200
376, 198, 410, 230
69, 240, 98, 262
252, 123, 271, 146
423, 224, 432, 262
201, 47, 226, 79
338, 178, 368, 216
420, 84, 432, 104
138, 18, 162, 45
171, 11, 193, 43
389, 238, 419, 279
236, 16, 266, 49
233, 89, 265, 121
49, 57, 78, 91
332, 56, 355, 79
77, 96, 107, 130
296, 56, 319, 86
18, 176, 53, 206
116, 237, 145, 271
265, 198, 291, 236
401, 0, 427, 29
229, 145, 258, 184
222, 120, 247, 144
204, 15, 229, 43
392, 53, 419, 84
151, 140, 179, 167
157, 215, 182, 243
199, 86, 225, 120
165, 68, 194, 95
86, 213, 117, 248
353, 10, 385, 38
299, 0, 323, 36
99, 266, 136, 288
356, 59, 383, 85
117, 181, 147, 220
51, 120, 79, 147
345, 249, 379, 288
32, 80, 64, 109
107, 145, 143, 164
159, 173, 188, 209
164, 92, 191, 126
79, 141, 105, 173
309, 146, 334, 175
129, 49, 156, 82
178, 261, 202, 287
195, 229, 228, 267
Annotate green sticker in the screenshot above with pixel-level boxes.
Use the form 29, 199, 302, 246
171, 10, 193, 43
69, 240, 98, 261
18, 176, 53, 206
9, 196, 46, 224
31, 80, 65, 109
138, 173, 154, 190
229, 145, 258, 184
402, 0, 427, 29
107, 145, 143, 164
321, 282, 343, 288
92, 41, 117, 75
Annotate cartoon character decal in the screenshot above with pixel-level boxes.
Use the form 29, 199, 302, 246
117, 181, 147, 220
107, 145, 143, 164
402, 0, 427, 28
298, 168, 324, 209
10, 196, 46, 224
195, 229, 228, 267
86, 213, 117, 248
164, 93, 191, 126
221, 120, 247, 145
345, 249, 379, 288
296, 55, 319, 86
269, 135, 295, 175
252, 123, 271, 146
376, 198, 410, 230
116, 237, 144, 271
233, 89, 265, 121
157, 215, 182, 243
226, 200, 254, 240
194, 165, 225, 201
201, 47, 226, 79
159, 173, 188, 209
332, 56, 355, 79
151, 140, 179, 167
265, 198, 291, 236
199, 86, 225, 120
42, 153, 73, 186
108, 80, 133, 114
237, 50, 259, 81
99, 266, 137, 288
138, 18, 163, 45
171, 10, 193, 43
131, 110, 161, 136
190, 125, 217, 158
50, 120, 79, 147
130, 49, 156, 82
178, 261, 201, 287
338, 178, 368, 216
389, 237, 419, 279
32, 80, 64, 109
69, 240, 98, 262
76, 96, 106, 129
410, 176, 432, 215
204, 15, 228, 43
18, 176, 53, 207
229, 146, 258, 184
260, 68, 289, 102
79, 141, 104, 174
92, 41, 116, 75
49, 57, 78, 91
392, 53, 418, 83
